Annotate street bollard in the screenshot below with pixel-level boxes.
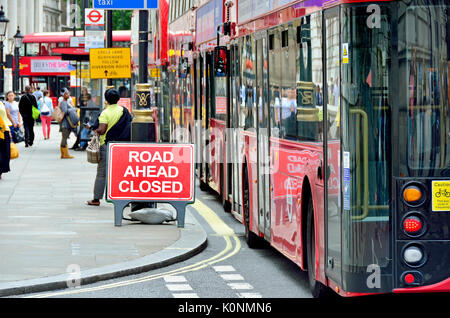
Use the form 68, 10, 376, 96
131, 83, 156, 212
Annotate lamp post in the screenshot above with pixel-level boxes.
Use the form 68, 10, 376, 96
0, 6, 9, 100
13, 26, 23, 96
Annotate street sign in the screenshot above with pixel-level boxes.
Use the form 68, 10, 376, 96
107, 144, 195, 202
107, 143, 195, 227
149, 68, 160, 78
89, 48, 131, 79
93, 0, 158, 9
70, 36, 85, 48
85, 9, 105, 52
85, 9, 105, 27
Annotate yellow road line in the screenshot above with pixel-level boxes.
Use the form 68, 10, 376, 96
27, 199, 241, 298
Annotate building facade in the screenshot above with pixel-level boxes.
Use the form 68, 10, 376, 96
0, 0, 73, 93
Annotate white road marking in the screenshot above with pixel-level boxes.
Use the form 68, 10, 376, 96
220, 274, 244, 281
227, 283, 254, 290
173, 293, 199, 298
237, 293, 263, 298
166, 284, 193, 292
163, 275, 187, 283
213, 265, 236, 272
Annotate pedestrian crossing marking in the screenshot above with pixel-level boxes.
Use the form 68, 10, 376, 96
227, 283, 254, 290
220, 274, 244, 281
166, 284, 193, 291
213, 265, 236, 272
163, 275, 187, 283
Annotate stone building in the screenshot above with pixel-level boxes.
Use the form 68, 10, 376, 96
0, 0, 73, 92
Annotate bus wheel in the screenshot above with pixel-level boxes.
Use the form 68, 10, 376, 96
306, 195, 329, 298
243, 166, 260, 248
221, 163, 231, 213
200, 180, 209, 192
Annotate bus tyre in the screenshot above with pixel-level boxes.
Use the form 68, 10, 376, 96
306, 195, 329, 298
243, 167, 260, 248
200, 180, 209, 192
221, 163, 231, 213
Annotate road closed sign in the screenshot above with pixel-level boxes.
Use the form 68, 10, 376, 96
90, 47, 131, 79
107, 144, 195, 202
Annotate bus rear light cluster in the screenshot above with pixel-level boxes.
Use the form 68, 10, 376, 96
403, 186, 423, 203
401, 271, 424, 286
402, 244, 427, 267
403, 216, 423, 234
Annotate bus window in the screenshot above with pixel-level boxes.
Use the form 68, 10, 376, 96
295, 15, 323, 142
242, 36, 256, 131
280, 24, 297, 140
269, 29, 282, 137
401, 3, 450, 177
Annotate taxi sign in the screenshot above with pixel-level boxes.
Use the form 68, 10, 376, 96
90, 48, 131, 79
432, 181, 450, 212
107, 143, 195, 202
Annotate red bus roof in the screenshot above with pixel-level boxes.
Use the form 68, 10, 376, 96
23, 30, 131, 43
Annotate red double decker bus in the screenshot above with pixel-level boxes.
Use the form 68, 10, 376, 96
20, 30, 131, 106
176, 0, 450, 297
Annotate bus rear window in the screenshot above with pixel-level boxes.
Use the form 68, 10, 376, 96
402, 5, 450, 175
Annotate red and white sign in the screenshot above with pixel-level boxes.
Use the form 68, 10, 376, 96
85, 9, 105, 26
107, 144, 195, 202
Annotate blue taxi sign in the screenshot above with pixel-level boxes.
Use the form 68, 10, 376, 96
93, 0, 158, 9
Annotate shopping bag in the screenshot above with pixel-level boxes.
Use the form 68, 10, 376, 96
86, 134, 100, 164
32, 106, 40, 120
10, 142, 19, 159
52, 106, 65, 123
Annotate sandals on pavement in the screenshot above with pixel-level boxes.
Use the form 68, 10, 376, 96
86, 200, 100, 206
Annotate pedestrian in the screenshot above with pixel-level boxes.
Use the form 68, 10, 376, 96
4, 91, 22, 144
0, 101, 12, 180
59, 88, 77, 159
38, 90, 54, 140
86, 88, 132, 206
18, 86, 38, 147
33, 86, 43, 103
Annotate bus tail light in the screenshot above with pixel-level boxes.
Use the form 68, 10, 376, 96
403, 186, 422, 203
403, 245, 424, 266
403, 216, 423, 234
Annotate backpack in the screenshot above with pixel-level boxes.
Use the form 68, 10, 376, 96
40, 98, 51, 116
105, 107, 132, 143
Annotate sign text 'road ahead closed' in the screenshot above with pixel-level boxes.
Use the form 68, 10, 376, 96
107, 144, 194, 202
90, 48, 131, 79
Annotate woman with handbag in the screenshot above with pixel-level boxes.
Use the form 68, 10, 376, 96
59, 89, 77, 159
38, 90, 54, 140
0, 103, 12, 180
4, 91, 23, 144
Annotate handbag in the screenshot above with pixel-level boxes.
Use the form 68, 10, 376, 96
10, 142, 19, 159
40, 99, 51, 116
52, 106, 65, 123
32, 106, 40, 120
86, 134, 100, 164
14, 128, 24, 143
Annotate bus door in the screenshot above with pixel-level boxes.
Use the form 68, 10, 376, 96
194, 56, 202, 177
256, 33, 271, 238
324, 7, 342, 285
229, 43, 244, 220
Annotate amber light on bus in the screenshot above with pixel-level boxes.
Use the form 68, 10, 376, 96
403, 186, 423, 203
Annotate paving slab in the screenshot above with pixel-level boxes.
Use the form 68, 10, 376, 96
0, 124, 206, 296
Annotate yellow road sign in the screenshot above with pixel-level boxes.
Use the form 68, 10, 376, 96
432, 181, 450, 211
90, 48, 131, 79
149, 68, 161, 78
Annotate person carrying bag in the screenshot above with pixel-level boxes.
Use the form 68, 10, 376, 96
58, 89, 78, 159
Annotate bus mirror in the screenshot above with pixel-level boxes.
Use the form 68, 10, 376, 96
214, 46, 227, 77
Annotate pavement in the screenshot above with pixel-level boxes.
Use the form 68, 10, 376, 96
0, 124, 207, 297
